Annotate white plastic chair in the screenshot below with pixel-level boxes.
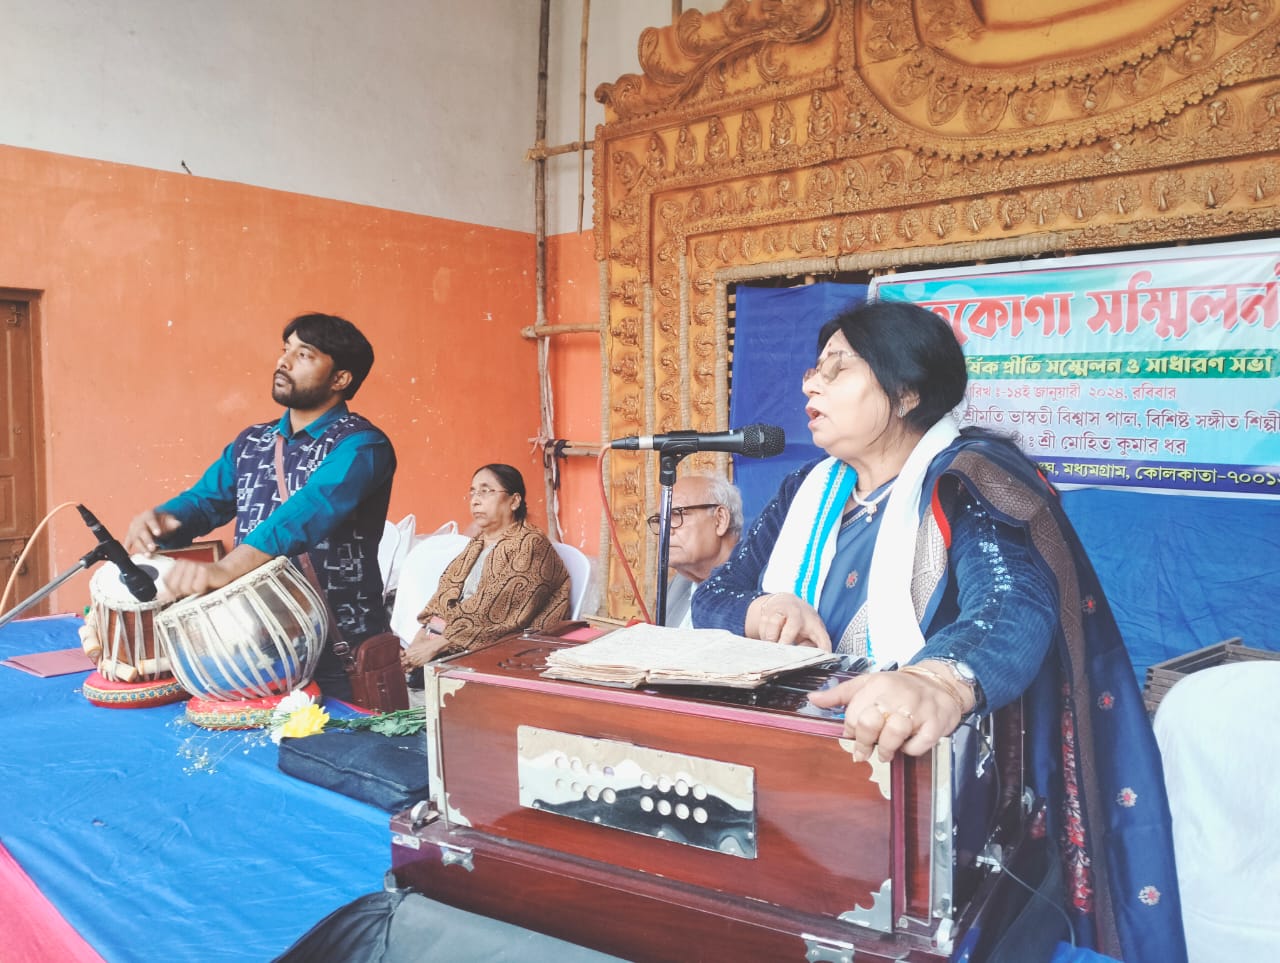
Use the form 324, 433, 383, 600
553, 542, 592, 620
1153, 660, 1280, 962
376, 520, 402, 596
388, 531, 470, 644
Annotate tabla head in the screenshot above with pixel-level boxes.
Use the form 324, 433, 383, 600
89, 554, 177, 610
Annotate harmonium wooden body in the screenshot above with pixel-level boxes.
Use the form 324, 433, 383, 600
391, 629, 1031, 962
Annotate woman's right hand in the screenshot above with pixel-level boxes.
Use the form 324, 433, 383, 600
746, 592, 832, 651
400, 626, 454, 670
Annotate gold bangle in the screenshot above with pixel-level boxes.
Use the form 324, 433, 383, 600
897, 664, 968, 716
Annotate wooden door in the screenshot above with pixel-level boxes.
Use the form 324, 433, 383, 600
0, 295, 46, 614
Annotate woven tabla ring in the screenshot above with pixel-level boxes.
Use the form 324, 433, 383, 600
82, 670, 188, 709
184, 680, 323, 730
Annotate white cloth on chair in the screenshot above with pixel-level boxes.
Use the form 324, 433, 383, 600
1153, 660, 1280, 963
552, 543, 591, 620
388, 531, 470, 644
379, 514, 435, 597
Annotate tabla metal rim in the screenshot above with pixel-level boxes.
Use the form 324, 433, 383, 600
185, 680, 324, 730
82, 670, 189, 709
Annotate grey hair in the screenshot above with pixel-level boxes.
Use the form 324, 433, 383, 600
685, 472, 744, 536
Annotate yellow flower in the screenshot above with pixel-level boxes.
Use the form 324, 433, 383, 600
280, 704, 330, 739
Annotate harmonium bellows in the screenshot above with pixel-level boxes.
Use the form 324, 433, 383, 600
391, 629, 1030, 962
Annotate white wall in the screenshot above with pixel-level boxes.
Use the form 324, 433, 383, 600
545, 0, 670, 236
2, 0, 541, 230
3, 0, 671, 236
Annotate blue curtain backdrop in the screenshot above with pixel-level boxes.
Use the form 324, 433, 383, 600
729, 282, 868, 525
727, 283, 1280, 675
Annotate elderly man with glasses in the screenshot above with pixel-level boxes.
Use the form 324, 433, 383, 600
648, 472, 743, 627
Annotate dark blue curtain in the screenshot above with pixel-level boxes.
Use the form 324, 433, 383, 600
1061, 488, 1280, 675
729, 283, 868, 525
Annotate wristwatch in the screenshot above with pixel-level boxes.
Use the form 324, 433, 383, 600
935, 658, 985, 713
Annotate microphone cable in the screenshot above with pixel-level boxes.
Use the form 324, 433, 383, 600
0, 501, 83, 619
595, 448, 652, 624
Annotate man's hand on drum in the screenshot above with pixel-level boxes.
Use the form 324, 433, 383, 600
401, 625, 454, 671
161, 545, 272, 598
162, 560, 235, 598
746, 592, 832, 651
807, 659, 977, 763
124, 510, 183, 555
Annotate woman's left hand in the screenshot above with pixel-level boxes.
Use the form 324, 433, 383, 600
400, 627, 454, 670
807, 660, 975, 763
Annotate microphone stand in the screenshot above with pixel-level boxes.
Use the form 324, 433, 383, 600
653, 444, 697, 627
0, 540, 117, 630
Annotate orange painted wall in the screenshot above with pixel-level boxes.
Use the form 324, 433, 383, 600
545, 230, 606, 558
0, 144, 546, 609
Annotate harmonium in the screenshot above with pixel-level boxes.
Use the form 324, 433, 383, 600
391, 627, 1033, 962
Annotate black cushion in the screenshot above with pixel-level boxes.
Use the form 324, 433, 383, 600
278, 730, 429, 812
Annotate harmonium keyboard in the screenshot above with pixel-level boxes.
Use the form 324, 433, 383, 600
391, 627, 1031, 962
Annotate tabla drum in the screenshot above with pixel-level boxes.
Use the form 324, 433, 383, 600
153, 556, 327, 704
84, 553, 178, 683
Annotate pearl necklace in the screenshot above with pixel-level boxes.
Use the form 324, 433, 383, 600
851, 483, 894, 522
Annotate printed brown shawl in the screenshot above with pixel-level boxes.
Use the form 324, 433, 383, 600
415, 523, 570, 652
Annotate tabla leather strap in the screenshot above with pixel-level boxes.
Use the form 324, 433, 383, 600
274, 433, 356, 670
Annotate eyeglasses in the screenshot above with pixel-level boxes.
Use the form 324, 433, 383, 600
646, 504, 719, 534
802, 349, 855, 387
466, 487, 510, 502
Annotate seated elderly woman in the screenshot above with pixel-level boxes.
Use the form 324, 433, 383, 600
400, 464, 569, 669
694, 300, 1186, 963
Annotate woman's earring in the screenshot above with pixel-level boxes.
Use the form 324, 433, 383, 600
897, 401, 907, 418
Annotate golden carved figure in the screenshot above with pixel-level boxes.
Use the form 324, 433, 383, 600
705, 116, 730, 164
738, 108, 763, 156
645, 133, 668, 177
807, 90, 835, 142
674, 125, 698, 170
770, 99, 796, 149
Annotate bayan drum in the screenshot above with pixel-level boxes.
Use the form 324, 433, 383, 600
83, 553, 178, 683
154, 556, 328, 727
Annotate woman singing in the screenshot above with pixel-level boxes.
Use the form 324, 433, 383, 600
694, 299, 1185, 963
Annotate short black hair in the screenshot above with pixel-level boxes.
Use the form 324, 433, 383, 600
816, 299, 967, 432
282, 313, 375, 399
476, 463, 528, 522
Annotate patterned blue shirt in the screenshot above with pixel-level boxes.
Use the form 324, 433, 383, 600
157, 403, 394, 559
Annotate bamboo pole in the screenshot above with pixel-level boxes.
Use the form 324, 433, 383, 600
577, 0, 590, 232
521, 322, 601, 339
534, 0, 561, 541
558, 442, 604, 456
525, 140, 591, 161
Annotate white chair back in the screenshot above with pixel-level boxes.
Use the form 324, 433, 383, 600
376, 521, 401, 596
552, 542, 592, 620
388, 531, 470, 644
1153, 660, 1280, 962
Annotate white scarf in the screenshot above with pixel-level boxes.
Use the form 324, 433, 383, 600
762, 416, 961, 666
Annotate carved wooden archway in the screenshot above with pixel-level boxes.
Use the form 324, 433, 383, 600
594, 0, 1280, 617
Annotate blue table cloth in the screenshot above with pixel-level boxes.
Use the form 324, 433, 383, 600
0, 615, 390, 962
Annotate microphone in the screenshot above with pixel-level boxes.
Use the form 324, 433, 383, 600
77, 505, 158, 602
610, 423, 785, 459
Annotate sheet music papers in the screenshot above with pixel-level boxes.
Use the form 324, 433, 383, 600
541, 622, 834, 688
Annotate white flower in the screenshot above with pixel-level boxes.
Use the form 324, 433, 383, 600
268, 689, 316, 744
